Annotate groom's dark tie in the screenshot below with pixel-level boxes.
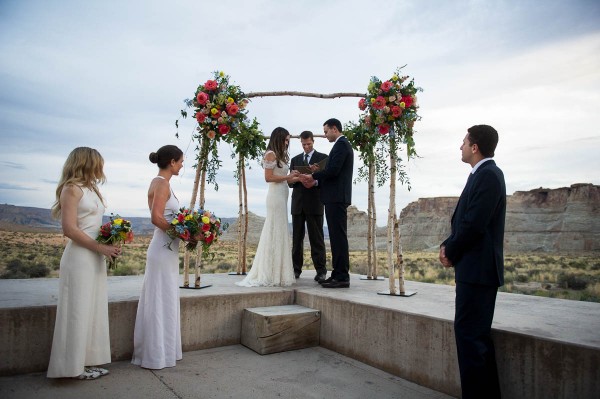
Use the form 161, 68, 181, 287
304, 153, 309, 165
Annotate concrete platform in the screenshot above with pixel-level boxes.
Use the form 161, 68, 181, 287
0, 345, 453, 399
1, 271, 599, 398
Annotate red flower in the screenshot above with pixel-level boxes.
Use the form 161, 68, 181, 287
180, 229, 190, 240
218, 124, 230, 135
226, 103, 239, 116
204, 80, 218, 91
401, 95, 413, 108
205, 234, 214, 244
391, 106, 402, 118
177, 214, 185, 223
195, 112, 206, 124
125, 231, 134, 243
202, 223, 211, 232
372, 96, 386, 110
381, 81, 393, 92
358, 98, 367, 111
378, 124, 390, 135
196, 91, 209, 105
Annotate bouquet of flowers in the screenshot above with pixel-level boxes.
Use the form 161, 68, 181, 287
358, 67, 422, 157
192, 70, 248, 141
96, 214, 134, 269
166, 207, 201, 251
195, 209, 228, 259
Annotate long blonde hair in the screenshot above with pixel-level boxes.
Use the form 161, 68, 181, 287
51, 147, 106, 219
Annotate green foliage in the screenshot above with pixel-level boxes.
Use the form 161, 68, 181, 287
1, 258, 50, 279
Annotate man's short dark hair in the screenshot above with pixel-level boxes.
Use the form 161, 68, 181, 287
323, 118, 342, 133
299, 130, 314, 141
467, 124, 498, 158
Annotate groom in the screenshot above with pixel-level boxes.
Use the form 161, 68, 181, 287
300, 118, 353, 288
289, 130, 328, 281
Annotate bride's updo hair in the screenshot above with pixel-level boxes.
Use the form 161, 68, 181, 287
149, 145, 183, 169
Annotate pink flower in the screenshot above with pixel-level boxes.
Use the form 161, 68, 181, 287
381, 81, 393, 92
196, 91, 209, 105
218, 124, 230, 135
195, 112, 206, 124
378, 124, 390, 135
207, 130, 216, 139
226, 103, 239, 116
401, 95, 413, 108
391, 106, 402, 118
204, 80, 218, 91
358, 98, 367, 111
372, 96, 386, 110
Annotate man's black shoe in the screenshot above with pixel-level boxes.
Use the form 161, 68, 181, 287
321, 279, 350, 288
314, 273, 327, 282
318, 276, 334, 285
294, 272, 301, 279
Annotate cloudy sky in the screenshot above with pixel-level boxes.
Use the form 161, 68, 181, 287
1, 0, 599, 225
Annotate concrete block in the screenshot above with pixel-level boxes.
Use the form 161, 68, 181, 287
241, 305, 320, 355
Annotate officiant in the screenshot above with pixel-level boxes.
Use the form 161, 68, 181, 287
289, 130, 328, 281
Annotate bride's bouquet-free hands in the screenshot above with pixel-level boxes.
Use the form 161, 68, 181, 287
96, 214, 134, 269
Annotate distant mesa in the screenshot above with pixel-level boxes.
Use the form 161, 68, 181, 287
1, 183, 598, 253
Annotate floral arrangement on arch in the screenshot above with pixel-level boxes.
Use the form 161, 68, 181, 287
192, 71, 249, 141
358, 67, 422, 157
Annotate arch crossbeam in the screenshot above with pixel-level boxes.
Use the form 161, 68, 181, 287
246, 91, 364, 99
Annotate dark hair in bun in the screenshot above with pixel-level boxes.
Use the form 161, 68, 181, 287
149, 145, 183, 169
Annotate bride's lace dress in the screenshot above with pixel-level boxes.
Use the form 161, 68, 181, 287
236, 151, 295, 287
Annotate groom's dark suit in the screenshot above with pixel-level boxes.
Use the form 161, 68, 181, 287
289, 150, 328, 277
442, 159, 505, 399
312, 136, 353, 282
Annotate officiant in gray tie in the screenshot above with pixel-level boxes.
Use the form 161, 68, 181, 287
288, 130, 328, 281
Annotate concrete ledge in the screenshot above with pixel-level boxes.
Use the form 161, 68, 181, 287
1, 273, 599, 399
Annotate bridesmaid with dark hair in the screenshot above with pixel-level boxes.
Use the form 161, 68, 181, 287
132, 145, 185, 369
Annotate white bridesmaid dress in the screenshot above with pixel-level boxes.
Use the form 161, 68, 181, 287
47, 187, 111, 378
131, 177, 182, 369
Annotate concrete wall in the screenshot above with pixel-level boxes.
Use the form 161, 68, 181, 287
2, 288, 599, 399
0, 291, 293, 375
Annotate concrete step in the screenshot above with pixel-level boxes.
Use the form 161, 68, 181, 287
241, 305, 320, 355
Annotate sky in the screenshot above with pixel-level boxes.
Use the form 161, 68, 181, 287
1, 0, 599, 225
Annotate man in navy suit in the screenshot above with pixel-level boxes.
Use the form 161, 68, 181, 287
440, 124, 506, 399
300, 118, 354, 288
289, 130, 328, 281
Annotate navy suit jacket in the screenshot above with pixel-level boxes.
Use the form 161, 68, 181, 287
442, 160, 506, 287
289, 150, 327, 215
312, 136, 353, 205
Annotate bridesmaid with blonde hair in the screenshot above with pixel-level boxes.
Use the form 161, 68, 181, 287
47, 147, 119, 380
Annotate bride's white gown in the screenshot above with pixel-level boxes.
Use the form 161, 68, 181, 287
236, 152, 295, 287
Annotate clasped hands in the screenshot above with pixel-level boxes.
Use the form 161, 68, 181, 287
438, 245, 453, 268
294, 164, 320, 188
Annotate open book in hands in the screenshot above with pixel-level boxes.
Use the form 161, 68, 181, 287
294, 156, 328, 174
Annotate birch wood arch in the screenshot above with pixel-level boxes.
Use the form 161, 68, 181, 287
179, 71, 420, 296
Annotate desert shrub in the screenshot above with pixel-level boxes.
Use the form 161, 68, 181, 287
112, 264, 137, 276
591, 263, 600, 271
515, 274, 529, 283
569, 260, 588, 269
504, 264, 515, 273
437, 268, 453, 280
557, 273, 588, 290
216, 262, 233, 272
1, 259, 49, 278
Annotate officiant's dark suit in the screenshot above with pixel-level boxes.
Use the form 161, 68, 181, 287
310, 118, 354, 287
289, 131, 328, 280
440, 124, 506, 399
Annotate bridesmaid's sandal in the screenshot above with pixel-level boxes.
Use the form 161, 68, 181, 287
75, 369, 101, 380
87, 367, 109, 376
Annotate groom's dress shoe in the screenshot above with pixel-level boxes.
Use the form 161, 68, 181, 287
321, 279, 350, 288
294, 272, 301, 279
314, 273, 327, 282
318, 276, 334, 285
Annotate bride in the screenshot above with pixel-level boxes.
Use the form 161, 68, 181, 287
236, 127, 300, 287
